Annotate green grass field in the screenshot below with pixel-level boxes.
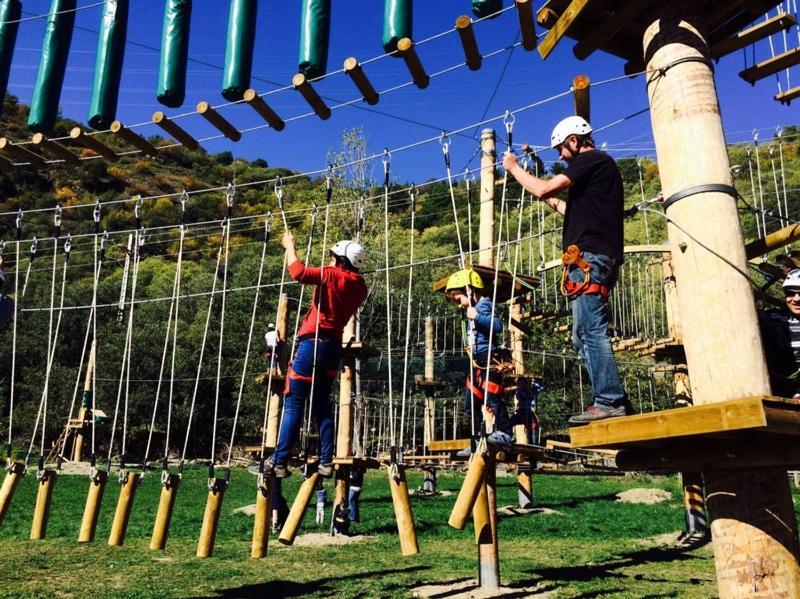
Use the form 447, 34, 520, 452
0, 465, 764, 598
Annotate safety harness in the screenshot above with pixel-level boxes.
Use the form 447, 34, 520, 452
559, 244, 608, 299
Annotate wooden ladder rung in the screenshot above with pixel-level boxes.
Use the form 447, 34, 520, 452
775, 84, 800, 105
740, 46, 800, 84
712, 12, 797, 59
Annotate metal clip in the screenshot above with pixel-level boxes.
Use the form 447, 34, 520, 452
274, 176, 284, 208
753, 129, 759, 145
382, 148, 391, 168
93, 199, 101, 224
776, 125, 783, 140
463, 167, 474, 184
30, 237, 38, 256
64, 234, 72, 255
265, 212, 273, 234
225, 182, 235, 207
503, 109, 515, 132
101, 231, 109, 251
138, 228, 146, 247
15, 209, 22, 231
54, 205, 62, 229
439, 131, 451, 153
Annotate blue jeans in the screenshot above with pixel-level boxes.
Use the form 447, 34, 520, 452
348, 486, 361, 523
464, 351, 512, 435
272, 336, 341, 466
569, 252, 626, 409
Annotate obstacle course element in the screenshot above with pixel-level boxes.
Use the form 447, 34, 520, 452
108, 471, 140, 546
243, 89, 286, 130
455, 15, 482, 71
158, 0, 192, 108
88, 0, 129, 129
0, 0, 21, 118
152, 111, 200, 151
344, 58, 379, 105
298, 0, 331, 79
292, 73, 331, 120
31, 133, 80, 166
221, 0, 258, 101
383, 0, 412, 54
197, 101, 242, 141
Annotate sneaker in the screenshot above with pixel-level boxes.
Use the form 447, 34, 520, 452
621, 397, 637, 415
317, 463, 334, 478
486, 431, 514, 448
568, 404, 626, 426
264, 460, 291, 478
455, 446, 472, 458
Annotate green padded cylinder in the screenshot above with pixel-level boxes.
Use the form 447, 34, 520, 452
0, 0, 21, 118
382, 0, 412, 54
88, 0, 129, 129
221, 0, 258, 101
157, 0, 192, 108
298, 0, 330, 79
472, 0, 502, 19
27, 0, 76, 134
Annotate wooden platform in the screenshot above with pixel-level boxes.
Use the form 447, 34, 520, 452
254, 371, 285, 387
740, 46, 800, 84
428, 439, 470, 452
332, 456, 381, 469
569, 396, 800, 451
432, 265, 539, 304
341, 341, 380, 359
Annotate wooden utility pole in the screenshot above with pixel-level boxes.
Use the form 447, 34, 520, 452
423, 317, 436, 449
643, 5, 800, 594
510, 302, 533, 509
332, 316, 356, 533
479, 129, 496, 268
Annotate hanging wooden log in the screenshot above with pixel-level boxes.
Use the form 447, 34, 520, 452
515, 0, 537, 51
196, 477, 228, 558
278, 471, 319, 545
292, 73, 331, 120
455, 16, 482, 71
30, 470, 57, 540
0, 461, 25, 524
472, 479, 490, 544
387, 464, 419, 555
69, 127, 119, 162
0, 137, 45, 166
448, 448, 490, 529
480, 467, 500, 588
110, 121, 158, 156
343, 58, 379, 105
152, 111, 199, 150
572, 74, 590, 122
251, 477, 273, 558
150, 473, 180, 550
196, 101, 242, 141
31, 133, 80, 166
108, 471, 140, 546
78, 469, 108, 543
242, 89, 285, 131
397, 38, 429, 89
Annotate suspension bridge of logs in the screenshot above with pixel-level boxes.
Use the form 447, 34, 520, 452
0, 0, 799, 596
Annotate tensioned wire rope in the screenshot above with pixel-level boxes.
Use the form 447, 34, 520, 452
398, 185, 417, 452
5, 212, 24, 466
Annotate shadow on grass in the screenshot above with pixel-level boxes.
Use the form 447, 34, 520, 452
536, 492, 620, 510
202, 565, 431, 598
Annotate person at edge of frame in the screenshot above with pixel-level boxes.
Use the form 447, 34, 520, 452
759, 268, 800, 398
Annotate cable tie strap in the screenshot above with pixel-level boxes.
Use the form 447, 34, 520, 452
662, 183, 737, 211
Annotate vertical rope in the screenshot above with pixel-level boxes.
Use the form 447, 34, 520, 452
398, 185, 417, 449
6, 211, 22, 465
90, 201, 101, 469
381, 150, 396, 448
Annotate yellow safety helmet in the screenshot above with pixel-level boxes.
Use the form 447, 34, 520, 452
445, 269, 484, 291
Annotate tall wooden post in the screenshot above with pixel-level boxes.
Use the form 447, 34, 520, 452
643, 6, 800, 595
661, 254, 682, 344
332, 317, 356, 534
72, 341, 96, 462
265, 294, 289, 449
510, 303, 533, 509
478, 129, 496, 268
423, 317, 436, 450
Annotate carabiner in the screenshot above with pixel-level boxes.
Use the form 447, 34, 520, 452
93, 199, 101, 224
225, 182, 236, 207
64, 234, 72, 255
503, 109, 515, 133
274, 176, 284, 208
54, 205, 62, 229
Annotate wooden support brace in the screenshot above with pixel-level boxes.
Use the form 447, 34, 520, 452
291, 74, 332, 120
30, 470, 57, 540
537, 0, 592, 60
78, 469, 108, 543
515, 0, 537, 51
251, 478, 273, 558
278, 472, 320, 545
455, 16, 482, 70
197, 477, 228, 558
110, 121, 158, 156
397, 38, 430, 89
150, 474, 180, 550
108, 471, 140, 546
31, 133, 80, 165
243, 89, 286, 131
196, 102, 242, 141
0, 462, 25, 524
152, 111, 200, 150
343, 58, 380, 104
745, 223, 800, 260
449, 449, 490, 529
0, 137, 45, 166
572, 74, 590, 122
388, 464, 419, 556
740, 47, 800, 85
69, 127, 119, 162
571, 0, 654, 60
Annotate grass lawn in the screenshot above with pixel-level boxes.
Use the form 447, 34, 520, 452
0, 464, 780, 598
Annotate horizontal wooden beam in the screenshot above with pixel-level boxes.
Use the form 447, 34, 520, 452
196, 102, 242, 141
110, 121, 158, 156
455, 15, 482, 70
291, 74, 332, 120
538, 0, 591, 60
711, 12, 797, 59
152, 111, 200, 150
515, 0, 537, 51
740, 46, 800, 84
397, 38, 430, 89
428, 439, 470, 452
0, 138, 45, 166
570, 396, 800, 450
745, 223, 800, 259
571, 0, 654, 61
343, 58, 380, 104
775, 84, 800, 105
31, 133, 80, 165
243, 89, 285, 131
69, 127, 119, 162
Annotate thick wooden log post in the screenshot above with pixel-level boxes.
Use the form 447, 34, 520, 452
510, 302, 533, 509
0, 461, 25, 524
643, 5, 800, 595
78, 469, 108, 543
278, 472, 320, 545
108, 471, 140, 546
388, 464, 419, 556
479, 466, 500, 589
30, 470, 57, 540
150, 473, 180, 550
251, 477, 273, 558
478, 129, 496, 268
333, 317, 357, 530
661, 254, 682, 344
196, 478, 228, 558
265, 293, 289, 449
73, 342, 96, 463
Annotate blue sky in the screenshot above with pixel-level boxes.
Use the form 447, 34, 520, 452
7, 1, 799, 182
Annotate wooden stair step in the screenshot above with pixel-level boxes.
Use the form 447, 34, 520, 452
775, 84, 800, 105
712, 12, 797, 59
740, 46, 800, 84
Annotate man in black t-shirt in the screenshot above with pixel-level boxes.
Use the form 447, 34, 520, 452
503, 116, 628, 425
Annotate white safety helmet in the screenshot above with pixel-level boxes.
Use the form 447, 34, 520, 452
550, 115, 593, 149
268, 322, 275, 329
330, 240, 366, 270
783, 269, 800, 289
